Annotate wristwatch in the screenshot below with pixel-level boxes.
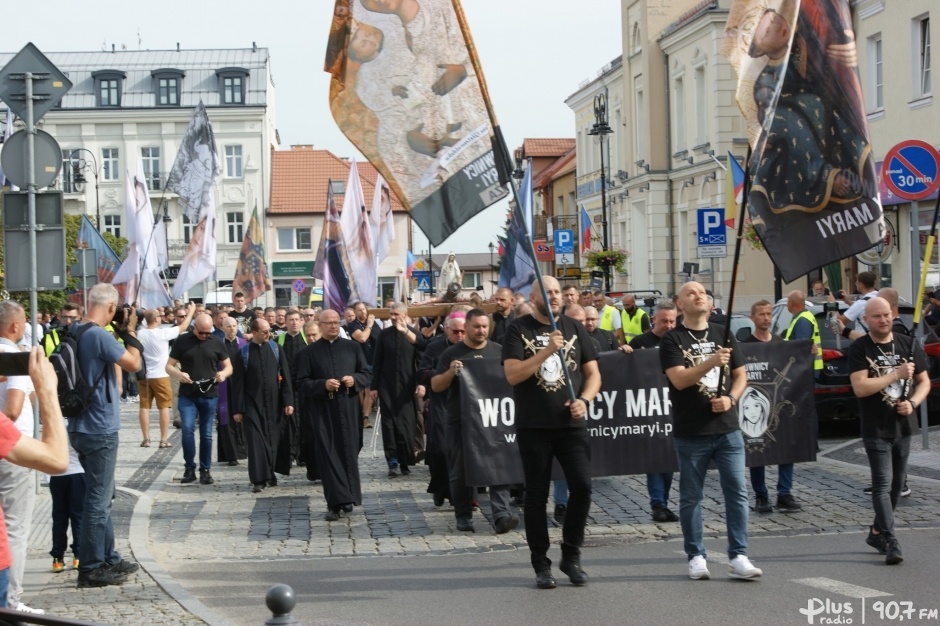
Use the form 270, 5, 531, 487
578, 395, 591, 406
728, 393, 738, 406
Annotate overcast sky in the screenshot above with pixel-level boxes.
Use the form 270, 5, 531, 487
7, 0, 622, 254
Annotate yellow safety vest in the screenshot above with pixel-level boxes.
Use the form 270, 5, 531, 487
599, 305, 617, 332
621, 308, 648, 344
784, 310, 823, 371
42, 329, 61, 357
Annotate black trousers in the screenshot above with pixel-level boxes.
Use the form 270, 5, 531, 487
517, 427, 592, 571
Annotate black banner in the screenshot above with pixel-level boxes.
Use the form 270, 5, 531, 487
458, 341, 818, 486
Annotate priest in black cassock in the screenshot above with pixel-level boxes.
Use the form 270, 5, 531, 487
276, 310, 312, 478
370, 302, 427, 478
231, 318, 295, 493
294, 309, 371, 521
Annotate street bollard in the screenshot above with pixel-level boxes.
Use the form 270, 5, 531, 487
264, 583, 299, 625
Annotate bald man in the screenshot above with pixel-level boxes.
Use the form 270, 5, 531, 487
491, 287, 514, 344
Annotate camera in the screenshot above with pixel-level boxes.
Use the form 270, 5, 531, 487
643, 297, 656, 309
112, 305, 144, 329
823, 302, 840, 313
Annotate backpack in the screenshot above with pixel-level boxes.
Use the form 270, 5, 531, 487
50, 323, 110, 418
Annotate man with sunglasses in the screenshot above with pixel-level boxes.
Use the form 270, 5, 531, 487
42, 304, 81, 357
166, 314, 233, 486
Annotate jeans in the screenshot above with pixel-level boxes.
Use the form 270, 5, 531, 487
50, 473, 85, 560
178, 396, 217, 471
122, 372, 138, 399
674, 431, 750, 560
69, 431, 121, 573
517, 428, 592, 571
864, 436, 910, 537
0, 567, 7, 608
0, 461, 35, 606
750, 464, 794, 498
553, 480, 569, 506
646, 472, 674, 508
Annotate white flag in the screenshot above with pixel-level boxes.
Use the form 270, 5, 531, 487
370, 174, 394, 262
172, 190, 217, 299
165, 101, 219, 223
340, 160, 376, 306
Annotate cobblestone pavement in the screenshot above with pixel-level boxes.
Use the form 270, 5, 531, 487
20, 404, 940, 624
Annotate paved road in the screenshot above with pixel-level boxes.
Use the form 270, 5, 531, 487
19, 405, 940, 625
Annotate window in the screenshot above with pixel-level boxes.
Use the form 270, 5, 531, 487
329, 180, 345, 195
141, 147, 161, 191
182, 214, 195, 244
225, 145, 243, 178
101, 148, 119, 181
104, 215, 121, 238
226, 212, 245, 244
634, 85, 645, 163
216, 68, 249, 105
632, 23, 642, 55
60, 150, 80, 193
694, 66, 707, 144
916, 17, 931, 97
152, 68, 185, 107
673, 76, 685, 151
92, 70, 126, 107
868, 34, 884, 109
461, 272, 481, 289
277, 227, 313, 252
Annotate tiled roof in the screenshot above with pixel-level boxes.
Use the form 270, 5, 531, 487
533, 148, 577, 189
521, 138, 576, 158
268, 145, 406, 215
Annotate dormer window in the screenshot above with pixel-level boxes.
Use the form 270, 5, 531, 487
152, 68, 185, 107
93, 70, 126, 107
216, 67, 250, 105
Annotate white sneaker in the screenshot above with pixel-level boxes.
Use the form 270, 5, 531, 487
14, 602, 45, 614
728, 555, 763, 579
688, 555, 710, 580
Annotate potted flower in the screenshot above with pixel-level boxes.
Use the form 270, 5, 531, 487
584, 248, 629, 274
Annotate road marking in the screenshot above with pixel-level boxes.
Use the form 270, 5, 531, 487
792, 577, 893, 599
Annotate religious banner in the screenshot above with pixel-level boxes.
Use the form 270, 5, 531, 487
313, 184, 358, 312
324, 0, 508, 246
458, 341, 817, 486
232, 205, 272, 302
721, 0, 884, 282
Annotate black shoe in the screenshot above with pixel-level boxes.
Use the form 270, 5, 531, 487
387, 463, 398, 478
173, 419, 181, 429
108, 559, 139, 575
651, 504, 679, 522
866, 527, 887, 554
180, 468, 196, 484
494, 514, 520, 534
559, 558, 589, 586
456, 518, 474, 532
509, 496, 524, 507
268, 476, 278, 487
415, 451, 426, 463
199, 470, 214, 485
227, 460, 239, 466
77, 567, 128, 588
776, 494, 802, 512
863, 486, 873, 495
342, 504, 353, 513
553, 504, 567, 525
252, 483, 265, 493
885, 537, 903, 565
755, 495, 773, 513
400, 465, 411, 476
900, 484, 912, 497
433, 493, 446, 507
325, 509, 340, 522
535, 569, 557, 589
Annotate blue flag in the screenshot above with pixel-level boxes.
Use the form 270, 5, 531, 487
498, 165, 536, 297
73, 215, 125, 302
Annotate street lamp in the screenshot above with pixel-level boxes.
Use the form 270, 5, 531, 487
69, 148, 101, 230
588, 91, 613, 293
488, 241, 495, 294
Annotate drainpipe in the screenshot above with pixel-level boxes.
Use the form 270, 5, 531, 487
665, 52, 676, 297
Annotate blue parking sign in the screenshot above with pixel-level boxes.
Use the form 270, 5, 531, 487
697, 208, 726, 245
554, 229, 574, 254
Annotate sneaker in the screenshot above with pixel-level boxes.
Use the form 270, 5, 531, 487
885, 537, 903, 565
77, 567, 128, 588
200, 470, 215, 485
180, 468, 197, 484
72, 558, 80, 570
651, 503, 679, 522
863, 486, 873, 495
120, 397, 129, 404
554, 504, 567, 525
900, 484, 912, 497
52, 557, 65, 573
866, 527, 887, 554
776, 494, 802, 512
728, 555, 763, 579
559, 558, 589, 586
494, 514, 520, 534
131, 395, 140, 403
13, 602, 45, 614
688, 555, 710, 580
108, 559, 140, 575
755, 495, 773, 513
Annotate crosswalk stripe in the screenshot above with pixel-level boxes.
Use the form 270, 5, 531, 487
792, 577, 893, 599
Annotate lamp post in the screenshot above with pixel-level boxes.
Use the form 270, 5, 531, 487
69, 148, 101, 230
588, 92, 613, 293
488, 241, 495, 294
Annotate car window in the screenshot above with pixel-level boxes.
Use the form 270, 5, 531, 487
771, 304, 793, 336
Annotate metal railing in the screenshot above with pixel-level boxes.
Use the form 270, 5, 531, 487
532, 214, 578, 241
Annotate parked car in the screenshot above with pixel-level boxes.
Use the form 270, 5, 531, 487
770, 296, 940, 421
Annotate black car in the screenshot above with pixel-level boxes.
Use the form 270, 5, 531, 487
770, 297, 940, 421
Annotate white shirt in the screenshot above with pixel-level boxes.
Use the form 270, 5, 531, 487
844, 291, 875, 328
137, 325, 180, 379
0, 338, 34, 437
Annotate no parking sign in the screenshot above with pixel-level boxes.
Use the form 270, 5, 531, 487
882, 140, 940, 201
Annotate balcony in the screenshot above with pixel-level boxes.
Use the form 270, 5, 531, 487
167, 239, 190, 260
533, 214, 579, 241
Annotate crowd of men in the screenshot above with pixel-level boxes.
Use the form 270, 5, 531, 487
0, 269, 923, 608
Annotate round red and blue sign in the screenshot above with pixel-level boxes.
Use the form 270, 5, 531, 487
881, 140, 940, 201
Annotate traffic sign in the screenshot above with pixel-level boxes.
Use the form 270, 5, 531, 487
697, 208, 726, 245
697, 245, 727, 259
292, 279, 306, 294
0, 129, 62, 189
0, 43, 73, 122
416, 274, 432, 292
554, 229, 574, 254
555, 252, 575, 266
882, 140, 940, 201
534, 239, 554, 261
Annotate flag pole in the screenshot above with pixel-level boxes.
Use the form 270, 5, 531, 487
451, 0, 576, 403
715, 147, 752, 397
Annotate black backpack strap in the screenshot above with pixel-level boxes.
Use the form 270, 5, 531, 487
73, 323, 112, 403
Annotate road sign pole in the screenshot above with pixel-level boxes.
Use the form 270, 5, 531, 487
909, 201, 930, 450
25, 72, 38, 349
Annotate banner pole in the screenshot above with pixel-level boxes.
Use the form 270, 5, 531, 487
909, 193, 939, 450
451, 0, 575, 403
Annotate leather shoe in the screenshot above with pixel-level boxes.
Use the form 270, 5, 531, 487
252, 483, 265, 493
342, 504, 353, 513
400, 465, 411, 476
433, 493, 446, 507
180, 468, 196, 484
535, 569, 556, 589
494, 514, 519, 534
559, 558, 588, 586
199, 471, 214, 485
325, 509, 340, 522
108, 559, 139, 575
77, 567, 128, 588
456, 518, 474, 532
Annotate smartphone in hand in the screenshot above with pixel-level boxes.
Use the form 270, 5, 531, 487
0, 352, 30, 377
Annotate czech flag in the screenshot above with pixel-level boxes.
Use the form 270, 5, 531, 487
580, 205, 591, 253
406, 250, 419, 278
724, 152, 746, 228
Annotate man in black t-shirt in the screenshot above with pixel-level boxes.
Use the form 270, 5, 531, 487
502, 276, 600, 590
229, 292, 255, 340
432, 309, 516, 534
848, 297, 928, 566
167, 313, 233, 485
348, 301, 380, 429
660, 282, 761, 582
